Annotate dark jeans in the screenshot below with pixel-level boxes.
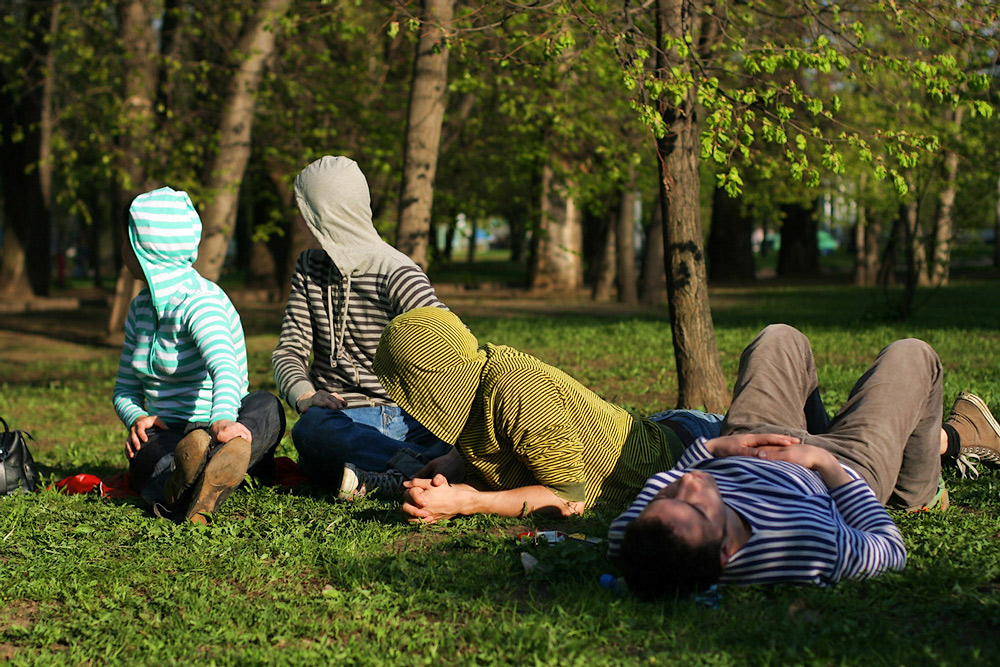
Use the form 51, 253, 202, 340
128, 391, 287, 500
291, 404, 450, 487
721, 324, 942, 509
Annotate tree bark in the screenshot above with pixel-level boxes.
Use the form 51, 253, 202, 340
776, 200, 820, 278
0, 1, 56, 299
106, 0, 159, 336
640, 202, 665, 304
995, 166, 1000, 269
654, 0, 728, 412
592, 205, 617, 301
707, 185, 755, 282
531, 163, 583, 292
616, 185, 639, 304
395, 0, 455, 269
930, 106, 963, 286
194, 0, 291, 281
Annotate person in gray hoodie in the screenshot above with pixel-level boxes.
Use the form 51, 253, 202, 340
272, 156, 450, 497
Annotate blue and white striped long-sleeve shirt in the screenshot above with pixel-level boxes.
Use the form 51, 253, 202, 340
113, 187, 248, 427
607, 438, 906, 587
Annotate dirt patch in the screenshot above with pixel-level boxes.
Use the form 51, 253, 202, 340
0, 600, 40, 631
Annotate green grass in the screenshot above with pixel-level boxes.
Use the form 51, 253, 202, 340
1, 276, 999, 664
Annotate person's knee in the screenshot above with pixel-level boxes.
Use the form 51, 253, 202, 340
883, 338, 941, 375
759, 323, 807, 346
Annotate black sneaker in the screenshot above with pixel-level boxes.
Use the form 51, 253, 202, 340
338, 463, 406, 500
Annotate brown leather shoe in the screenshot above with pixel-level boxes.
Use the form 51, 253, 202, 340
947, 392, 1000, 467
163, 429, 211, 506
185, 437, 251, 524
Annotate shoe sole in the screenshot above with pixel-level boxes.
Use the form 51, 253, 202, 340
185, 437, 251, 524
956, 392, 1000, 462
163, 430, 211, 505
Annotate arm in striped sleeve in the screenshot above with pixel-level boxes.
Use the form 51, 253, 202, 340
272, 252, 317, 409
830, 479, 907, 580
183, 294, 246, 423
385, 265, 447, 314
494, 368, 587, 503
112, 300, 149, 427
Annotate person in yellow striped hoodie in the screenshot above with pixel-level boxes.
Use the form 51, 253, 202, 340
373, 307, 724, 523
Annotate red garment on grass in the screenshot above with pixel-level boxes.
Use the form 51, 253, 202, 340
53, 457, 307, 499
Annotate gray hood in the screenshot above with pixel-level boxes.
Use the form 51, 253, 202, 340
294, 155, 408, 276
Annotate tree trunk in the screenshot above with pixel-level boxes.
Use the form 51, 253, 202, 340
395, 0, 455, 269
995, 166, 1000, 269
777, 200, 820, 277
640, 202, 665, 304
531, 163, 583, 292
592, 205, 616, 301
0, 1, 56, 299
194, 0, 291, 281
878, 212, 903, 288
653, 0, 728, 412
707, 184, 755, 282
106, 0, 159, 336
930, 106, 963, 286
900, 201, 921, 319
616, 186, 639, 304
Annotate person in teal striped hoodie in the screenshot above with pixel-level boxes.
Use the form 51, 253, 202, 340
113, 187, 285, 523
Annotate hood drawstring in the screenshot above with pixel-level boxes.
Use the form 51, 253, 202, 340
328, 266, 360, 385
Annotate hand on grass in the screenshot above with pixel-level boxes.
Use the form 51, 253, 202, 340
211, 419, 252, 444
705, 433, 800, 458
296, 390, 347, 413
126, 415, 168, 458
402, 474, 473, 524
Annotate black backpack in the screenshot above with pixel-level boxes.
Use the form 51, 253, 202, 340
1, 416, 40, 494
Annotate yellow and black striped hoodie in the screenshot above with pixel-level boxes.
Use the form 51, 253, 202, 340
374, 308, 684, 509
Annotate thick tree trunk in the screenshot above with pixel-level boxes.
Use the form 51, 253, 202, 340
195, 0, 291, 281
531, 163, 583, 292
395, 0, 455, 269
616, 186, 639, 304
777, 200, 820, 277
654, 0, 728, 413
640, 202, 665, 304
930, 106, 963, 286
707, 185, 755, 282
106, 0, 159, 336
0, 2, 56, 299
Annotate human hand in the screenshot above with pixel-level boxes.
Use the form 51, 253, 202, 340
706, 433, 801, 458
210, 419, 252, 444
752, 443, 852, 490
402, 474, 473, 523
411, 448, 466, 483
126, 415, 168, 458
297, 390, 347, 413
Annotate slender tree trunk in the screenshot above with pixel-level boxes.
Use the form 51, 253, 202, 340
106, 0, 159, 336
640, 202, 665, 304
616, 185, 639, 304
878, 213, 903, 288
930, 106, 963, 286
195, 0, 291, 281
707, 184, 755, 282
395, 0, 455, 269
592, 205, 617, 301
653, 0, 728, 412
900, 201, 921, 319
531, 163, 583, 291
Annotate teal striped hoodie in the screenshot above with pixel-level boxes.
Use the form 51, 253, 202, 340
113, 187, 248, 427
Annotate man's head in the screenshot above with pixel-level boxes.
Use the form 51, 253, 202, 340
619, 471, 728, 600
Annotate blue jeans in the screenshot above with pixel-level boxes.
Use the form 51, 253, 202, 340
292, 405, 450, 486
648, 409, 724, 447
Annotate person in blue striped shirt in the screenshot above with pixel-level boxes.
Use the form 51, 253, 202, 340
608, 324, 947, 598
113, 187, 285, 523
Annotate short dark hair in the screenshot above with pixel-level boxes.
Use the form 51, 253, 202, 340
619, 516, 724, 600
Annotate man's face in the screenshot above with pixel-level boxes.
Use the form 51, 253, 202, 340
636, 470, 728, 551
